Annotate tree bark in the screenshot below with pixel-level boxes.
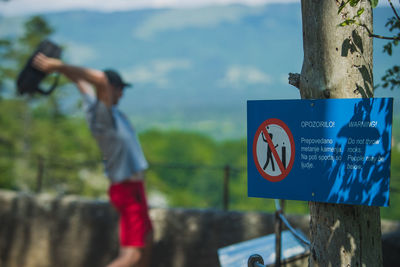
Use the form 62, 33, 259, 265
300, 0, 383, 266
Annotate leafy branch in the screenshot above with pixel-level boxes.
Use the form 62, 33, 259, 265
382, 65, 400, 90
388, 0, 400, 21
360, 23, 400, 41
337, 0, 400, 90
338, 0, 400, 41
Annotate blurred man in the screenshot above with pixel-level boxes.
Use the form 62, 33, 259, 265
33, 53, 153, 267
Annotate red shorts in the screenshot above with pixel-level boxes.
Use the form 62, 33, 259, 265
108, 180, 153, 247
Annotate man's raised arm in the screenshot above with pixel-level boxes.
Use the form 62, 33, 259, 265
32, 53, 113, 105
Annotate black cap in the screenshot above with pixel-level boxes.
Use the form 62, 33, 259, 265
104, 69, 132, 89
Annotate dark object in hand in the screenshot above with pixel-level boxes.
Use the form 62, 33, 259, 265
16, 39, 62, 95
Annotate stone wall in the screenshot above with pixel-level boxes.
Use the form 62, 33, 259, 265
0, 190, 399, 267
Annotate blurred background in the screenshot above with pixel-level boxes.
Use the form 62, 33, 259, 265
0, 0, 399, 219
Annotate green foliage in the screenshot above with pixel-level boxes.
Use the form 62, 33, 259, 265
0, 16, 54, 93
338, 0, 367, 15
20, 16, 53, 41
0, 15, 101, 195
339, 0, 378, 9
381, 15, 400, 90
339, 19, 358, 27
337, 0, 400, 90
1, 103, 400, 218
382, 65, 400, 90
0, 15, 70, 98
379, 7, 400, 90
381, 117, 400, 219
357, 7, 365, 17
140, 129, 244, 208
383, 17, 400, 57
338, 0, 364, 15
0, 97, 103, 195
1, 13, 400, 221
0, 98, 27, 189
385, 14, 400, 33
370, 0, 379, 8
337, 1, 365, 27
381, 148, 400, 219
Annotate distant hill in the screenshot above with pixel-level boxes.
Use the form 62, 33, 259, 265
1, 3, 399, 139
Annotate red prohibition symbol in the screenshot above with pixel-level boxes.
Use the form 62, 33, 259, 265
252, 118, 295, 182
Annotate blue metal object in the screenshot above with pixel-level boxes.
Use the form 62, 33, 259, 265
218, 230, 309, 267
247, 98, 393, 207
248, 254, 264, 267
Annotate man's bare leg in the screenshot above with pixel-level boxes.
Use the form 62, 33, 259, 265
106, 247, 142, 267
138, 231, 153, 267
106, 231, 153, 267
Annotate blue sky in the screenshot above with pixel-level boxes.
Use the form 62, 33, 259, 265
0, 0, 399, 139
0, 0, 397, 16
0, 0, 295, 16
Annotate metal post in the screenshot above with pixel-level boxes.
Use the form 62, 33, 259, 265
36, 155, 44, 193
274, 199, 284, 267
223, 165, 230, 211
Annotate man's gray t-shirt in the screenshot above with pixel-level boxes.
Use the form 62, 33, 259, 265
82, 93, 148, 183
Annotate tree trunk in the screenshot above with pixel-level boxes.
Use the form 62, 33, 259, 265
300, 0, 383, 266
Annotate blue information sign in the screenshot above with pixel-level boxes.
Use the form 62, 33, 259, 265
247, 98, 393, 207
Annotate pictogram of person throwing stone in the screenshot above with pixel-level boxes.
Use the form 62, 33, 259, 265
252, 118, 295, 182
262, 130, 279, 171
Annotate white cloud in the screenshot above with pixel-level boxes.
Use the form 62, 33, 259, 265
63, 41, 97, 65
279, 74, 290, 85
0, 0, 396, 16
134, 5, 262, 39
218, 65, 272, 88
123, 59, 192, 88
0, 0, 299, 16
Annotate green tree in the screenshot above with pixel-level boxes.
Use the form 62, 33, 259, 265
300, 0, 381, 266
0, 16, 53, 94
140, 129, 221, 207
0, 99, 28, 188
381, 8, 400, 90
0, 16, 53, 191
0, 16, 103, 195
